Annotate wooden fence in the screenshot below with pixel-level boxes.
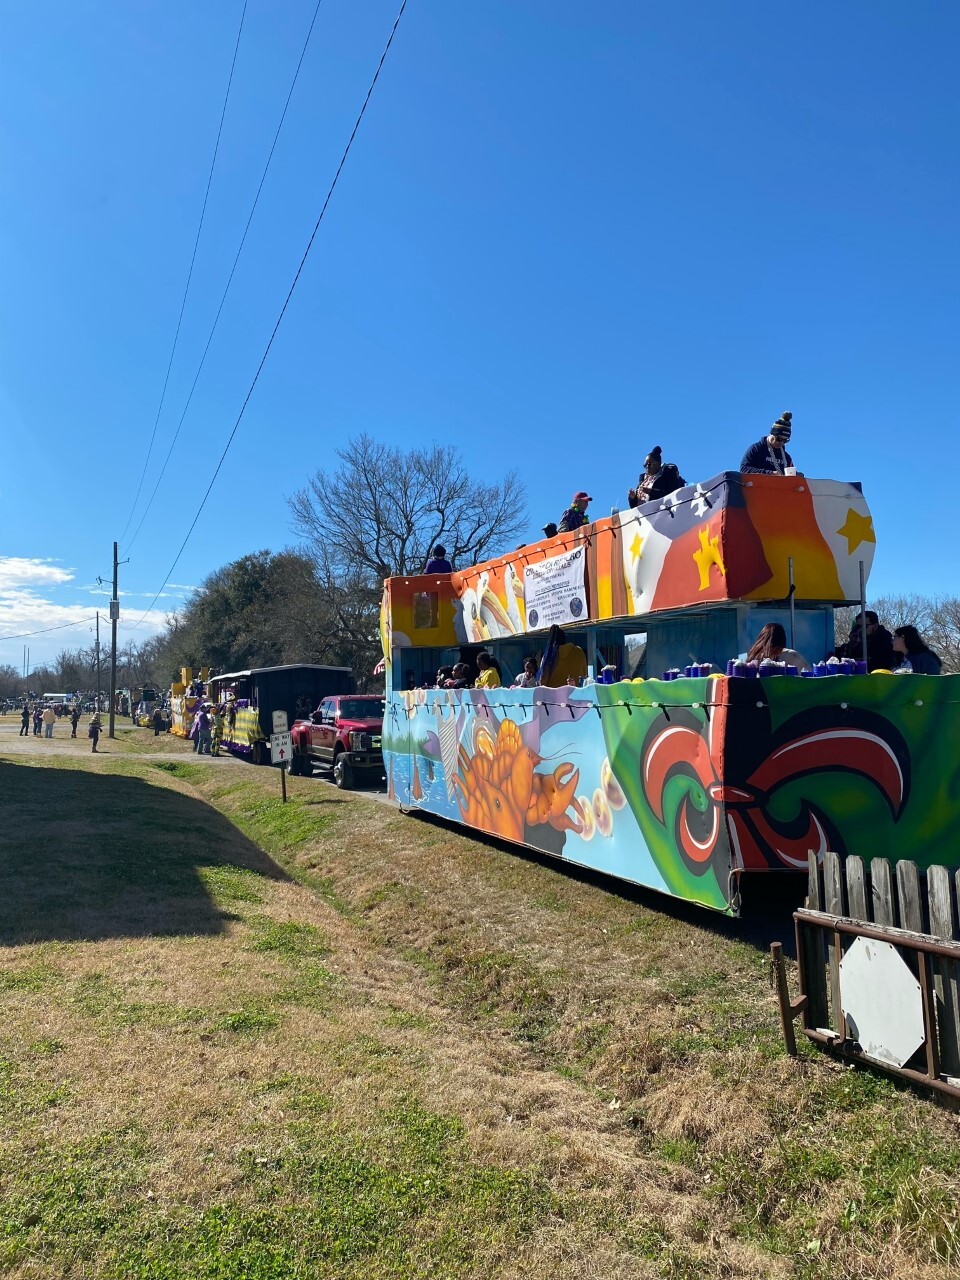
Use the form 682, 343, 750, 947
774, 850, 960, 1100
806, 849, 960, 942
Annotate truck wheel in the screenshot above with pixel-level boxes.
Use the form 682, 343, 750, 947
333, 752, 353, 790
250, 741, 263, 766
301, 755, 313, 777
289, 752, 302, 777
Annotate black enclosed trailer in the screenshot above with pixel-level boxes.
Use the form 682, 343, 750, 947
207, 664, 355, 763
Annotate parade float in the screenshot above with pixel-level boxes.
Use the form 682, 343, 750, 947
379, 471, 959, 915
169, 668, 208, 738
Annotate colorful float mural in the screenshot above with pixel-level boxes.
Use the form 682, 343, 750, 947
380, 472, 959, 915
380, 472, 877, 657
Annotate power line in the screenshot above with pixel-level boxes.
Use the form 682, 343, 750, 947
0, 616, 97, 642
117, 0, 249, 546
123, 0, 326, 557
130, 0, 409, 628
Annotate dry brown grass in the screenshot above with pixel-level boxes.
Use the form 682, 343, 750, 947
1, 751, 959, 1278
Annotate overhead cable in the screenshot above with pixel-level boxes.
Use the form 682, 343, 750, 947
130, 0, 409, 628
118, 0, 249, 545
0, 616, 98, 641
123, 0, 326, 556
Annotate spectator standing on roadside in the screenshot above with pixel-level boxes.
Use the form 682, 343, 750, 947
42, 705, 56, 738
195, 705, 213, 755
152, 706, 164, 736
211, 706, 225, 756
33, 706, 43, 736
20, 704, 30, 736
70, 706, 81, 738
88, 713, 102, 753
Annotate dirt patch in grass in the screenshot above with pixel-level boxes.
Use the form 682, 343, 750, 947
1, 755, 959, 1278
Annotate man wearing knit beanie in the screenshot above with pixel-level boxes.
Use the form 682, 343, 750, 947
740, 411, 797, 476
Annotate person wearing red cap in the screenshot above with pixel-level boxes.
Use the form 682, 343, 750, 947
557, 491, 592, 533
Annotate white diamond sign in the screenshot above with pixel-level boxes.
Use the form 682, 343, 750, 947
839, 937, 924, 1069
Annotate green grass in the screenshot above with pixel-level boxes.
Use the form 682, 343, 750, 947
3, 751, 960, 1279
0, 1100, 557, 1280
247, 916, 330, 959
70, 973, 206, 1032
197, 864, 266, 904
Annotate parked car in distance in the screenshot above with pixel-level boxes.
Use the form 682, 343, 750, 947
290, 695, 385, 789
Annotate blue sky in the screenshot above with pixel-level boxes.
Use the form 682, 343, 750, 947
2, 1, 958, 669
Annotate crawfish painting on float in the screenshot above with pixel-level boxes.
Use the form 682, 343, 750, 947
382, 673, 958, 916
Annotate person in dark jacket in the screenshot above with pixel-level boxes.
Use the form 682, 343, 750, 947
70, 706, 81, 737
628, 446, 686, 508
740, 412, 797, 476
424, 544, 453, 573
20, 704, 30, 736
891, 625, 942, 675
557, 491, 592, 533
836, 611, 896, 671
152, 706, 164, 736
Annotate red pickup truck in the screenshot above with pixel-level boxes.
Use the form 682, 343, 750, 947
289, 694, 385, 789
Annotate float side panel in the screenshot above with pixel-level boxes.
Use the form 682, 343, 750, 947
383, 683, 737, 914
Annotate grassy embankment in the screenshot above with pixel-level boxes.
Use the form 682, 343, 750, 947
0, 751, 958, 1279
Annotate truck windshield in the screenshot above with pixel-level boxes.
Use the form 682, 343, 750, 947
337, 699, 384, 720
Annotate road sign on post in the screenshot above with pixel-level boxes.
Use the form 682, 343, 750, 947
271, 731, 292, 803
272, 710, 289, 734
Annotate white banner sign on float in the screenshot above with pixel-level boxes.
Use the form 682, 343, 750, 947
523, 546, 587, 631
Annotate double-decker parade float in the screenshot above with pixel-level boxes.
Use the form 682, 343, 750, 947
378, 471, 959, 915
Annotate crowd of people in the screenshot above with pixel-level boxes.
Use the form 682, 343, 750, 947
187, 701, 227, 755
730, 613, 942, 676
543, 411, 797, 539
12, 699, 105, 750
409, 609, 944, 695
424, 413, 801, 562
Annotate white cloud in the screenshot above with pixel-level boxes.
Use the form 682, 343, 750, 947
0, 557, 74, 589
0, 580, 169, 669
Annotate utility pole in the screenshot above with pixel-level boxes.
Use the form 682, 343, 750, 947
109, 541, 119, 738
95, 613, 102, 710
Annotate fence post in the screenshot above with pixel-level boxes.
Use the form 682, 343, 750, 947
929, 865, 960, 1079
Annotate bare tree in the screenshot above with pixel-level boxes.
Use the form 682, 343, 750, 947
289, 434, 528, 580
927, 597, 960, 674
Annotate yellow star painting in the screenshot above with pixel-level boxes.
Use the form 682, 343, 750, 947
836, 507, 876, 555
